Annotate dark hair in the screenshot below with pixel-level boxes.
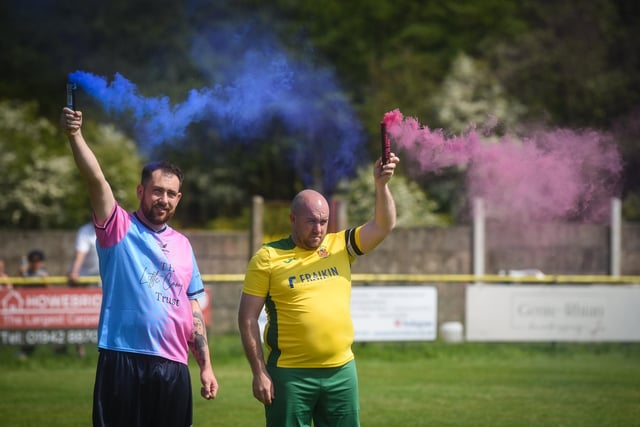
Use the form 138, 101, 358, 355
27, 250, 45, 262
141, 161, 184, 187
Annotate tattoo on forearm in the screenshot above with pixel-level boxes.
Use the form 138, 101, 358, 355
189, 311, 209, 367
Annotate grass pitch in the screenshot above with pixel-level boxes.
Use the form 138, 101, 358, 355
0, 335, 638, 426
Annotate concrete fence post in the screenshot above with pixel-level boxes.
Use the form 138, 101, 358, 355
610, 197, 622, 276
473, 197, 486, 282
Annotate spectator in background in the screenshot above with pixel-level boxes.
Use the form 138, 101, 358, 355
67, 222, 100, 287
0, 258, 11, 288
67, 222, 100, 358
16, 249, 50, 359
18, 249, 50, 287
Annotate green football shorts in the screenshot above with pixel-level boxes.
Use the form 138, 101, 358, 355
265, 359, 360, 427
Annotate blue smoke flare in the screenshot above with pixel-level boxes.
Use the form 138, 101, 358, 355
68, 27, 364, 193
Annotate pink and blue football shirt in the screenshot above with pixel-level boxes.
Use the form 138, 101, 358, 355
94, 204, 205, 365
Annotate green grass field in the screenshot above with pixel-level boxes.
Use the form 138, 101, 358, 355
1, 335, 639, 426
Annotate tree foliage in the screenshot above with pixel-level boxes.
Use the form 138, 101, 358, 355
336, 167, 446, 228
0, 101, 72, 228
490, 0, 640, 128
0, 101, 141, 229
431, 53, 527, 133
0, 0, 638, 228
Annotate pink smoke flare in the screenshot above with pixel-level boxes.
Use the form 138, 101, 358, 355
383, 109, 622, 222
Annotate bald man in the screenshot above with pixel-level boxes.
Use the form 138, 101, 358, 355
238, 153, 400, 427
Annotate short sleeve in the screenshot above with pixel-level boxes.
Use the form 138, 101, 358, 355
242, 246, 272, 297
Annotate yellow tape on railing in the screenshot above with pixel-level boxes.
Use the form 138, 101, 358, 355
2, 274, 639, 286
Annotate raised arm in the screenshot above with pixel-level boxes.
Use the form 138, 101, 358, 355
60, 108, 115, 224
357, 153, 400, 254
189, 299, 218, 400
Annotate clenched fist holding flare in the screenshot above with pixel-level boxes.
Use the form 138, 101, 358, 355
61, 107, 82, 137
62, 81, 82, 137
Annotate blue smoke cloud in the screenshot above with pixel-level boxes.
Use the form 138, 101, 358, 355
68, 24, 364, 192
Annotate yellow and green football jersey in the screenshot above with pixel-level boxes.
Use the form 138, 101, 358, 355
243, 227, 364, 368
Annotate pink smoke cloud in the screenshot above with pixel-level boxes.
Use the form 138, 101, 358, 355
384, 109, 622, 222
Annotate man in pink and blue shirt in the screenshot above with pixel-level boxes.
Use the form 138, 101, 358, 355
62, 106, 218, 427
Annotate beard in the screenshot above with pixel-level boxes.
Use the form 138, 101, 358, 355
141, 200, 175, 225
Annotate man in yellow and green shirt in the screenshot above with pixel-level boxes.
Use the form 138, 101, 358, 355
239, 152, 400, 427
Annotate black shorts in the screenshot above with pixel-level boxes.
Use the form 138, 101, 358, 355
93, 349, 193, 427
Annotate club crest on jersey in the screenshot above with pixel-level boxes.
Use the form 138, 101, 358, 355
317, 246, 329, 258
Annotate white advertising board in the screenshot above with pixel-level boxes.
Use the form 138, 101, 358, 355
259, 285, 438, 342
466, 284, 640, 341
351, 286, 437, 341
